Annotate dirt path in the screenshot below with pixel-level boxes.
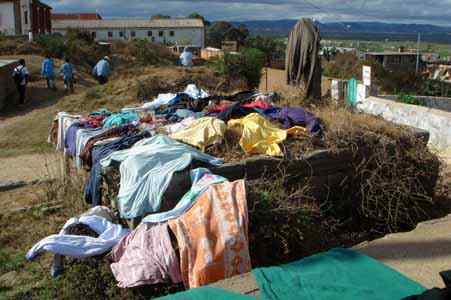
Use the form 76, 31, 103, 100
0, 153, 62, 183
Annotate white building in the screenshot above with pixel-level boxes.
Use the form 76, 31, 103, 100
52, 18, 205, 49
0, 0, 52, 35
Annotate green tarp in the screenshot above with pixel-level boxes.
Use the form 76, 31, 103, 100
252, 248, 426, 300
157, 286, 255, 300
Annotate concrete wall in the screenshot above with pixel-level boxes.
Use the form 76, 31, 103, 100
357, 96, 451, 159
53, 27, 205, 48
0, 60, 19, 110
382, 95, 451, 113
0, 2, 16, 35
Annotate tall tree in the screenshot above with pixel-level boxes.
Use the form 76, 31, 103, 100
206, 21, 233, 48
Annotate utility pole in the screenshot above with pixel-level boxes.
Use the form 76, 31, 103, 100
416, 32, 421, 74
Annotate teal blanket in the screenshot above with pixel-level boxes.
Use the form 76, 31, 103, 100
253, 248, 426, 300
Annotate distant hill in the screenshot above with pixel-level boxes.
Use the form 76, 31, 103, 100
232, 20, 451, 43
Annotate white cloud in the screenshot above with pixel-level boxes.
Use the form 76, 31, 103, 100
45, 0, 451, 25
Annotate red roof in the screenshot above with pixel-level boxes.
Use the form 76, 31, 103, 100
52, 13, 102, 21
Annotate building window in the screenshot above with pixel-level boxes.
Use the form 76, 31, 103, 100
151, 37, 155, 42
169, 31, 174, 37
131, 31, 136, 37
91, 32, 96, 39
108, 31, 113, 38
159, 31, 164, 37
147, 31, 152, 37
119, 31, 124, 38
24, 10, 28, 25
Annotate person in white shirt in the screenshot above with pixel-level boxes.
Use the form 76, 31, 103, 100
180, 47, 193, 67
12, 59, 30, 105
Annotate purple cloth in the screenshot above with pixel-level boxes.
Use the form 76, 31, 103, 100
266, 106, 322, 135
64, 122, 84, 157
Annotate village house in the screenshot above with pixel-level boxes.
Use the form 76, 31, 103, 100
0, 0, 52, 35
52, 18, 206, 49
364, 51, 421, 72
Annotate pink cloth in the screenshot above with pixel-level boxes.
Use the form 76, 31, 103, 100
241, 99, 273, 110
109, 222, 182, 288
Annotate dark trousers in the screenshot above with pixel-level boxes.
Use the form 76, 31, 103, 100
97, 75, 107, 85
17, 84, 26, 104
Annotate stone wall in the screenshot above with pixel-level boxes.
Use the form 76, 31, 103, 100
357, 96, 451, 159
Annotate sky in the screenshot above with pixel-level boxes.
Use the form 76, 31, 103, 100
46, 0, 451, 26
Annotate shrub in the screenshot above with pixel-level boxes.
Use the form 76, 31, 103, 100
396, 93, 426, 106
36, 35, 67, 58
211, 47, 265, 89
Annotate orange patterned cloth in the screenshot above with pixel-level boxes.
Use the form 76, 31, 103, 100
168, 180, 251, 288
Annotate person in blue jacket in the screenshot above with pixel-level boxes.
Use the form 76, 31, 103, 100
92, 56, 111, 85
41, 54, 56, 90
59, 57, 75, 94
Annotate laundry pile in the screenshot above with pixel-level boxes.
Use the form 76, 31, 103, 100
31, 84, 323, 291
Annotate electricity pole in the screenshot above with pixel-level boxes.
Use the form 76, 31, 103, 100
416, 32, 421, 73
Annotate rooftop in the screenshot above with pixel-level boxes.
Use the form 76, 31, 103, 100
52, 18, 205, 30
52, 13, 102, 21
366, 52, 418, 56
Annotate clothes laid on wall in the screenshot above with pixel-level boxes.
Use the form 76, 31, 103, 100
84, 132, 149, 206
110, 222, 182, 288
142, 168, 227, 224
169, 180, 251, 288
170, 117, 227, 151
100, 135, 223, 219
26, 215, 129, 261
228, 113, 287, 156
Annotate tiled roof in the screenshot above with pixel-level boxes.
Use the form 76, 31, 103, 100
52, 13, 102, 20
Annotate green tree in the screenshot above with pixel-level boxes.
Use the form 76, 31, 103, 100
151, 14, 171, 19
206, 21, 233, 48
187, 12, 210, 26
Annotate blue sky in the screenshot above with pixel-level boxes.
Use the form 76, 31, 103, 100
46, 0, 451, 25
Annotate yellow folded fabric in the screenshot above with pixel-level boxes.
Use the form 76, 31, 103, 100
286, 126, 309, 137
228, 113, 287, 156
171, 117, 227, 151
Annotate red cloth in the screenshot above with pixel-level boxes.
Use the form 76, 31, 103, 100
84, 115, 105, 128
241, 99, 273, 110
207, 100, 234, 113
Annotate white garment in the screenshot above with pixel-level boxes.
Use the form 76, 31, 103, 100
81, 206, 115, 222
142, 93, 178, 110
183, 84, 209, 99
100, 135, 223, 219
56, 112, 81, 152
26, 215, 129, 260
163, 117, 197, 134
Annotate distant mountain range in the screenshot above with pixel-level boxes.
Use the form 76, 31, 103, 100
232, 20, 451, 43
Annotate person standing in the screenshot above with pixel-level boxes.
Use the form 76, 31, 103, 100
12, 59, 30, 105
60, 58, 75, 94
179, 47, 193, 67
42, 54, 56, 90
92, 56, 111, 85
